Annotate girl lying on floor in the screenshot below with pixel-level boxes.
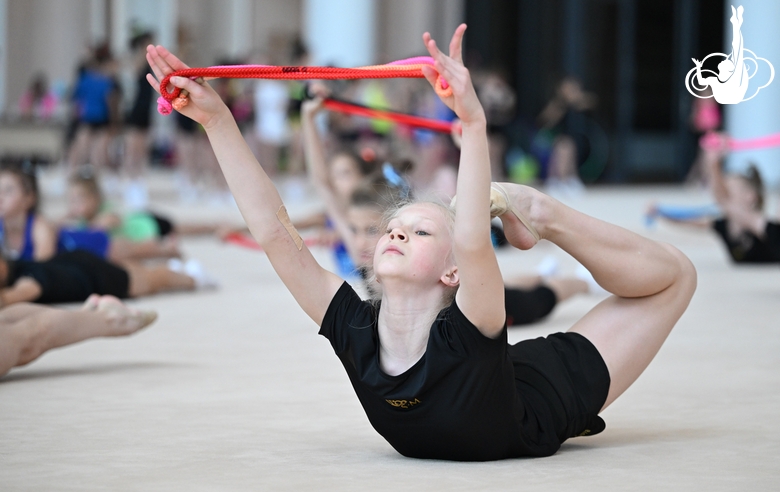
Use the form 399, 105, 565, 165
146, 25, 695, 460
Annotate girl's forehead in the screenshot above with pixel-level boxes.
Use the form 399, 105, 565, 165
393, 202, 448, 224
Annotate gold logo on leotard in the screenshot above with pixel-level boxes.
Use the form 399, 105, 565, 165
385, 398, 421, 409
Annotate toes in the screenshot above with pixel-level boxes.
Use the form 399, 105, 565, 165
139, 311, 158, 328
82, 294, 100, 311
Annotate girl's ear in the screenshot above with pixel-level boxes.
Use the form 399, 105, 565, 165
441, 266, 459, 288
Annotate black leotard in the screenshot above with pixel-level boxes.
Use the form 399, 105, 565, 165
712, 218, 780, 263
319, 282, 609, 461
7, 250, 129, 304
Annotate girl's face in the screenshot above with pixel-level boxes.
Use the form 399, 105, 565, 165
0, 173, 34, 217
347, 206, 383, 268
330, 155, 363, 200
725, 176, 759, 210
67, 184, 101, 220
373, 202, 455, 285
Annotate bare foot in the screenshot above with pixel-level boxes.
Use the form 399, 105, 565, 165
81, 294, 101, 311
96, 296, 158, 336
494, 183, 549, 250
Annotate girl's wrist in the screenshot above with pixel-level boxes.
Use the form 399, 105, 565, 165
203, 105, 234, 132
460, 114, 487, 129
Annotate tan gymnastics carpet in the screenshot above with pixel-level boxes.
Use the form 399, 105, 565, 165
1, 169, 778, 491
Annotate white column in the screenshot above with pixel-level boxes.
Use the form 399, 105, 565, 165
0, 0, 6, 113
110, 0, 128, 58
229, 0, 252, 59
90, 0, 107, 44
303, 0, 376, 67
723, 0, 780, 188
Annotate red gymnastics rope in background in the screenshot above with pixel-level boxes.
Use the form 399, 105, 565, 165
156, 56, 452, 115
700, 130, 780, 152
322, 97, 457, 134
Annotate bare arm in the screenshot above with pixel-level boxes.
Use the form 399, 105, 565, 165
422, 25, 505, 337
702, 144, 766, 236
146, 46, 344, 325
0, 277, 42, 307
703, 146, 730, 206
32, 217, 57, 261
300, 88, 361, 262
92, 211, 123, 231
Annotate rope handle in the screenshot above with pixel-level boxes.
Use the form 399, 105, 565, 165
156, 56, 452, 115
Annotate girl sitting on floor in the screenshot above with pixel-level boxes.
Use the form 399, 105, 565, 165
651, 142, 780, 263
0, 162, 58, 261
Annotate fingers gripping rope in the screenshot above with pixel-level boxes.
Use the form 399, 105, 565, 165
156, 57, 452, 115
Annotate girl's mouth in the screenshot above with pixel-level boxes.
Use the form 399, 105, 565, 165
383, 245, 403, 255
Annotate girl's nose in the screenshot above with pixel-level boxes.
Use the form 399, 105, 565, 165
389, 229, 407, 242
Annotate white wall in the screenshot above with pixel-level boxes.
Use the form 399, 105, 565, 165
304, 0, 375, 67
5, 0, 93, 113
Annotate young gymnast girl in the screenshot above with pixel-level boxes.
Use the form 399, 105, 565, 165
62, 171, 181, 260
147, 25, 696, 460
0, 162, 58, 261
651, 143, 780, 263
303, 90, 593, 325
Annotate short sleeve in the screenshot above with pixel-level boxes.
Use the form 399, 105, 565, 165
319, 281, 375, 354
434, 299, 507, 358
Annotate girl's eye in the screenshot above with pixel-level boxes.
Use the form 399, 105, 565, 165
415, 230, 429, 236
367, 227, 378, 236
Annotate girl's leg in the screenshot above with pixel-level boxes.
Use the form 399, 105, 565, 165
67, 127, 91, 172
0, 298, 156, 377
123, 262, 195, 297
497, 184, 697, 409
108, 237, 181, 262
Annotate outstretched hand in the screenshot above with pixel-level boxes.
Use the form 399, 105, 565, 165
420, 24, 485, 124
301, 82, 330, 117
145, 45, 229, 128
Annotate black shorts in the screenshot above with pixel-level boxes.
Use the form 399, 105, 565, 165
505, 286, 557, 326
125, 109, 151, 130
766, 222, 780, 260
83, 120, 110, 130
509, 332, 610, 451
58, 250, 130, 299
149, 212, 174, 237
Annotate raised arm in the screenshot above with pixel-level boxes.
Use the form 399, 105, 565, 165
422, 25, 504, 337
146, 46, 343, 325
32, 217, 57, 261
702, 143, 730, 206
300, 85, 362, 263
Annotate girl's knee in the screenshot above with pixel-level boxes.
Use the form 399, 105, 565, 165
661, 243, 698, 298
